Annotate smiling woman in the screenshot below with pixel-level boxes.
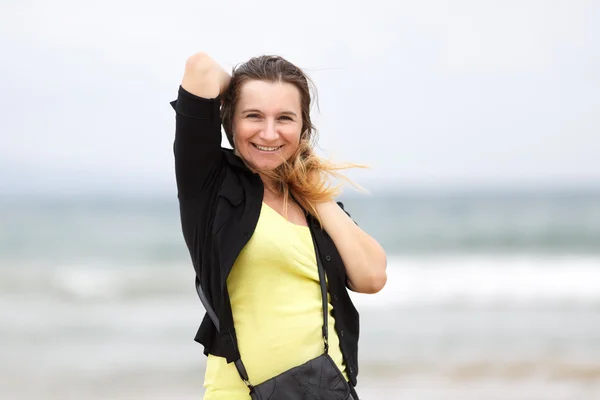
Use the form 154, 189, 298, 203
171, 52, 386, 400
231, 80, 302, 172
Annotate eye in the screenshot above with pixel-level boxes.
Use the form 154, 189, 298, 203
246, 113, 261, 118
278, 115, 294, 121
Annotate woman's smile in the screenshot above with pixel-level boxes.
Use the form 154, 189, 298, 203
252, 143, 284, 152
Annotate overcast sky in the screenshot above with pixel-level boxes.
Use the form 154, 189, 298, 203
1, 0, 598, 196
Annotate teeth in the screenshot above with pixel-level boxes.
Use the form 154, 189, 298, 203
255, 144, 280, 151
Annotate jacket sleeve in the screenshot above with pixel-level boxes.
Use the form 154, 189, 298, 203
336, 201, 361, 290
171, 85, 224, 199
336, 201, 358, 225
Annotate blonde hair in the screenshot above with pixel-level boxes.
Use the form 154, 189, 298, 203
221, 55, 366, 223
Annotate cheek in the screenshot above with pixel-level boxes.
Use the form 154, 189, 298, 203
282, 127, 302, 145
233, 121, 252, 144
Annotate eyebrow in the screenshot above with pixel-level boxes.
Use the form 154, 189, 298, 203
241, 108, 298, 117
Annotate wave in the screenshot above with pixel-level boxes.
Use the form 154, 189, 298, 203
2, 255, 600, 308
350, 254, 600, 308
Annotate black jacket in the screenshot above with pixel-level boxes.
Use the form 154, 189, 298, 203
171, 86, 361, 386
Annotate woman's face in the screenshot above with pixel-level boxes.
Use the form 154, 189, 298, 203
233, 80, 303, 172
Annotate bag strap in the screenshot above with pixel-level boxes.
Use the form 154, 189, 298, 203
233, 229, 330, 390
195, 281, 256, 389
314, 232, 330, 354
195, 277, 219, 332
195, 200, 330, 389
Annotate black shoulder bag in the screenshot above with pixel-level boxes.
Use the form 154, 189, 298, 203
196, 234, 357, 399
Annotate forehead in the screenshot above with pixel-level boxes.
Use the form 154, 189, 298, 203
237, 80, 301, 112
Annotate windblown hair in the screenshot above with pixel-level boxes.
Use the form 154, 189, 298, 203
220, 55, 365, 222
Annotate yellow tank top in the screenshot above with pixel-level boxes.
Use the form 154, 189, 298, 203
203, 202, 347, 399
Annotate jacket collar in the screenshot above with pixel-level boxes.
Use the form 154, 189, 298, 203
222, 147, 252, 172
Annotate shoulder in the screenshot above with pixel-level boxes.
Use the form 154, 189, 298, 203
222, 148, 247, 170
216, 149, 263, 204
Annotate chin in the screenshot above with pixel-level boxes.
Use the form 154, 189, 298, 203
252, 160, 284, 171
240, 150, 289, 172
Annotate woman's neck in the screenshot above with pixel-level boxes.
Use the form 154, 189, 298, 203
260, 175, 280, 194
262, 183, 281, 201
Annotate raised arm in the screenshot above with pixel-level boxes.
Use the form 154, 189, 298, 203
171, 52, 231, 199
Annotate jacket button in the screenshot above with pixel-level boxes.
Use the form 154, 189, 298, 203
340, 330, 344, 337
325, 255, 331, 261
333, 295, 338, 301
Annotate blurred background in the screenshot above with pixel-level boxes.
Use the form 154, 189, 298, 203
1, 0, 599, 399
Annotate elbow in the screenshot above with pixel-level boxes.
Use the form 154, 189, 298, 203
181, 52, 222, 98
366, 266, 387, 294
185, 52, 214, 74
351, 252, 388, 294
351, 270, 387, 294
367, 246, 388, 294
372, 269, 388, 293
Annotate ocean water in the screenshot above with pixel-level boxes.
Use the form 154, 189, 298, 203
1, 190, 600, 399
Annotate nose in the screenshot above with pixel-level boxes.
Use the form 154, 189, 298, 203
259, 119, 278, 141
